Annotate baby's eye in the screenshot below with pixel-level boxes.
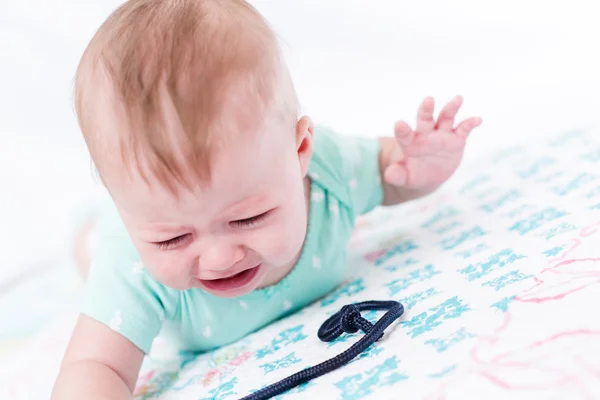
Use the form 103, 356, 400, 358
154, 234, 191, 250
230, 211, 271, 229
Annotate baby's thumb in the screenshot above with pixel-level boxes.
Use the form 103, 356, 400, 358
384, 163, 408, 186
394, 121, 414, 147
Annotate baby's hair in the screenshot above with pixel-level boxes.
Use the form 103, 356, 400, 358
75, 0, 299, 192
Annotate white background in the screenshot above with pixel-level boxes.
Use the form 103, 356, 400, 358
1, 0, 599, 284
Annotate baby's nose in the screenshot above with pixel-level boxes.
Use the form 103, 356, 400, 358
200, 243, 245, 272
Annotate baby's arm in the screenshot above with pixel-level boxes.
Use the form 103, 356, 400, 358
378, 96, 482, 206
52, 314, 144, 400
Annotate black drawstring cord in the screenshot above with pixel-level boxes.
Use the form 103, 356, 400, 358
241, 300, 404, 400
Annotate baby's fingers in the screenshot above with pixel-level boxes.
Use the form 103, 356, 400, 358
454, 117, 483, 138
394, 121, 414, 147
416, 97, 435, 135
436, 96, 463, 131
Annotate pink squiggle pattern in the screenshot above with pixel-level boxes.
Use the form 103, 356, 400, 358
424, 218, 600, 400
427, 250, 600, 400
547, 221, 600, 264
516, 258, 600, 303
429, 311, 600, 399
469, 319, 600, 393
579, 221, 600, 238
422, 216, 600, 399
516, 220, 600, 304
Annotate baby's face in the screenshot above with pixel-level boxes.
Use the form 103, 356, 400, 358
106, 117, 312, 298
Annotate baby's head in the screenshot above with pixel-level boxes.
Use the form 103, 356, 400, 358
75, 0, 314, 297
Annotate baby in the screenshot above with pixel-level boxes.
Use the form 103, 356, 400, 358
52, 0, 482, 398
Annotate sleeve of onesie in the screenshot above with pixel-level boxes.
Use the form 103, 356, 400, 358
81, 204, 178, 354
333, 132, 385, 216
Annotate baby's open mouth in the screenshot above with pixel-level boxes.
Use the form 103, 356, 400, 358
200, 265, 261, 292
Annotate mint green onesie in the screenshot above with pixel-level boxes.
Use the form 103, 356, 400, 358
82, 127, 384, 354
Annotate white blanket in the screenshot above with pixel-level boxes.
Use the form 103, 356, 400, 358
2, 128, 599, 399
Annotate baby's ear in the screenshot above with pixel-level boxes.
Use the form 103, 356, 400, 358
295, 116, 314, 176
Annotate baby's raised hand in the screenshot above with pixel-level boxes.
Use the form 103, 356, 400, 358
383, 96, 482, 191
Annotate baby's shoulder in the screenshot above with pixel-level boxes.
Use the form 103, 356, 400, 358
310, 126, 374, 207
310, 125, 383, 217
309, 126, 351, 207
311, 125, 349, 167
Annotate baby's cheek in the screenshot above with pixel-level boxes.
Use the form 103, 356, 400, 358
141, 252, 190, 289
267, 218, 306, 262
266, 233, 294, 260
